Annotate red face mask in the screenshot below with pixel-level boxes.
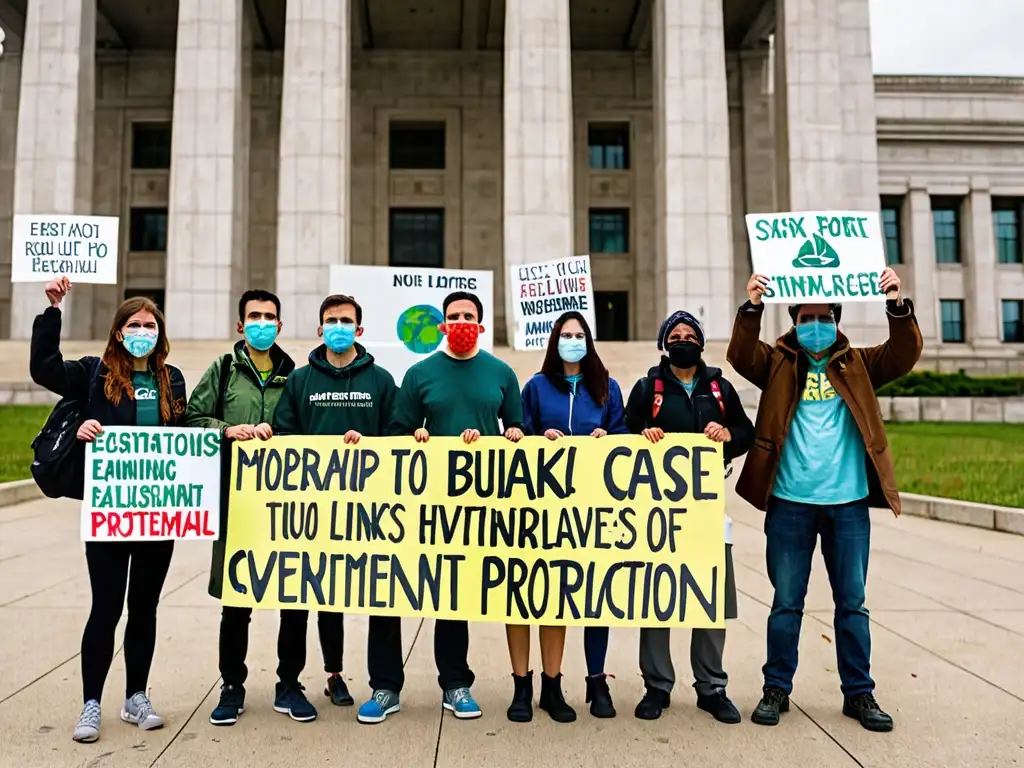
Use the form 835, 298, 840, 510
444, 322, 481, 355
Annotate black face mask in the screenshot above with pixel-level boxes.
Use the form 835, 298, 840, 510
667, 341, 702, 369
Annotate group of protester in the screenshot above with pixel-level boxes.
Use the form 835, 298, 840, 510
29, 265, 921, 745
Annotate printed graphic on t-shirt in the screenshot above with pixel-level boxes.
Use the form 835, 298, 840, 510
801, 371, 837, 402
308, 390, 374, 408
135, 386, 158, 401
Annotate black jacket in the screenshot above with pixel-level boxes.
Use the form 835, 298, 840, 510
624, 359, 754, 465
31, 306, 187, 427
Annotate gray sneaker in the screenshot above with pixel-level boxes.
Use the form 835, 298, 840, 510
72, 699, 101, 743
121, 691, 164, 731
357, 689, 401, 724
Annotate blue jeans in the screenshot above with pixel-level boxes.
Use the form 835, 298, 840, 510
762, 497, 874, 696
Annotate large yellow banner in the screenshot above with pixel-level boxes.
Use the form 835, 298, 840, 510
221, 435, 726, 628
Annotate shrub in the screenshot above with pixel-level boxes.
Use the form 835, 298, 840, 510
876, 371, 1024, 398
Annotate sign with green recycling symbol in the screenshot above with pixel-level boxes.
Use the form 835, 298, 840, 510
744, 211, 887, 304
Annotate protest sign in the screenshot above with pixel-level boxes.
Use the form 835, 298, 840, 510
745, 211, 887, 303
12, 214, 119, 284
509, 255, 596, 351
330, 265, 494, 385
82, 427, 222, 541
221, 435, 726, 628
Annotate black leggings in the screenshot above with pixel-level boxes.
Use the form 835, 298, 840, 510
81, 541, 174, 703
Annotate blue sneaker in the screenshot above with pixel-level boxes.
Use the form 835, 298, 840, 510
210, 684, 245, 726
443, 687, 482, 719
357, 689, 401, 724
274, 683, 318, 722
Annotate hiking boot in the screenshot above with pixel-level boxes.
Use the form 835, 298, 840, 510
72, 700, 101, 743
209, 684, 245, 726
843, 693, 894, 732
325, 674, 354, 706
506, 672, 533, 723
357, 689, 401, 724
751, 687, 789, 726
121, 691, 164, 731
585, 674, 616, 719
443, 687, 482, 719
274, 682, 318, 722
634, 687, 670, 720
696, 690, 741, 724
538, 673, 577, 723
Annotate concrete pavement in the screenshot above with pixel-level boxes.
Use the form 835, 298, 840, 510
2, 479, 1023, 768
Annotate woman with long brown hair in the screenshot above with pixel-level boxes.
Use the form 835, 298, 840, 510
507, 311, 628, 724
31, 277, 187, 744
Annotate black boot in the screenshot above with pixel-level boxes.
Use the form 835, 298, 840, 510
585, 675, 616, 718
634, 687, 670, 720
506, 672, 533, 723
538, 673, 577, 723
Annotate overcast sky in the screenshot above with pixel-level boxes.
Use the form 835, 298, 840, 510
870, 0, 1024, 76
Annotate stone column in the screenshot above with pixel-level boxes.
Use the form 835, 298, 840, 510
0, 53, 22, 339
653, 0, 733, 341
165, 0, 251, 339
774, 0, 884, 345
275, 0, 350, 338
906, 185, 939, 344
10, 0, 95, 339
503, 0, 574, 341
963, 181, 1000, 347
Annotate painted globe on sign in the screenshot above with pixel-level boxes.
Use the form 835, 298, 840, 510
396, 304, 444, 353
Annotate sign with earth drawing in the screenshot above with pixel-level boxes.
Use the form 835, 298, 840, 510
329, 264, 494, 385
744, 211, 888, 303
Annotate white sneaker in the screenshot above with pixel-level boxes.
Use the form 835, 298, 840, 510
73, 699, 101, 743
121, 691, 164, 731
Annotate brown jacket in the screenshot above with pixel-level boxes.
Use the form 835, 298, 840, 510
726, 300, 923, 516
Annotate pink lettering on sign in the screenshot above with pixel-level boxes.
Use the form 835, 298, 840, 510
90, 510, 215, 539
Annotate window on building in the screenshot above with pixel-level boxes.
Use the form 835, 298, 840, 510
993, 199, 1023, 264
880, 196, 903, 265
588, 123, 630, 170
129, 207, 168, 252
594, 291, 629, 341
1003, 300, 1024, 343
124, 288, 166, 314
931, 198, 961, 264
388, 121, 446, 170
589, 209, 629, 254
389, 208, 444, 268
131, 122, 172, 170
940, 299, 965, 343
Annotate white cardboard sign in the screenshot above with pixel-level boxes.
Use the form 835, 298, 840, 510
509, 255, 596, 351
12, 214, 119, 284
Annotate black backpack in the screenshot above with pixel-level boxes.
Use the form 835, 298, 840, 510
30, 357, 102, 500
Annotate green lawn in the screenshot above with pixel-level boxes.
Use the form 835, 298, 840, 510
0, 405, 51, 483
887, 422, 1024, 508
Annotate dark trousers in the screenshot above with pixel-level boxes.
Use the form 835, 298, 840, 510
435, 619, 474, 691
763, 497, 874, 696
366, 615, 405, 692
81, 540, 174, 703
584, 627, 609, 677
218, 607, 314, 687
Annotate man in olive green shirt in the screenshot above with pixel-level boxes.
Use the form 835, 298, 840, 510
385, 291, 523, 721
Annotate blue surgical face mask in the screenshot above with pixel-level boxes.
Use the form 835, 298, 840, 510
796, 321, 837, 354
323, 323, 356, 354
244, 321, 278, 352
122, 330, 158, 359
557, 338, 587, 364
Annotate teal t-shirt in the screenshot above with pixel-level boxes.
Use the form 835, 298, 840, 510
133, 371, 160, 426
674, 376, 697, 396
772, 356, 868, 506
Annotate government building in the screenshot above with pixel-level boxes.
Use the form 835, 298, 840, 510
0, 0, 1022, 373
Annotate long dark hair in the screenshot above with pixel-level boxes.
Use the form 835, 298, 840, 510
101, 297, 180, 424
540, 311, 610, 405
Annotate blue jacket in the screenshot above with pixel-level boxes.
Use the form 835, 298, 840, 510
521, 372, 628, 437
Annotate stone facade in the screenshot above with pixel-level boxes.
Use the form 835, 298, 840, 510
0, 0, 1021, 371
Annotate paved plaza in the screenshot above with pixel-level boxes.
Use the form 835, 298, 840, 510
2, 477, 1022, 768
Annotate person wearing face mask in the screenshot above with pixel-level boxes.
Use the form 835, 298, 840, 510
727, 268, 922, 732
185, 289, 303, 726
624, 310, 754, 724
269, 293, 398, 720
31, 277, 187, 743
386, 290, 524, 722
513, 311, 628, 722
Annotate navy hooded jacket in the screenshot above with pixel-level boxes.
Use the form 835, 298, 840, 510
520, 372, 628, 437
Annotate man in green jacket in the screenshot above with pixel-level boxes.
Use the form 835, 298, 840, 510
185, 290, 317, 725
271, 293, 399, 720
